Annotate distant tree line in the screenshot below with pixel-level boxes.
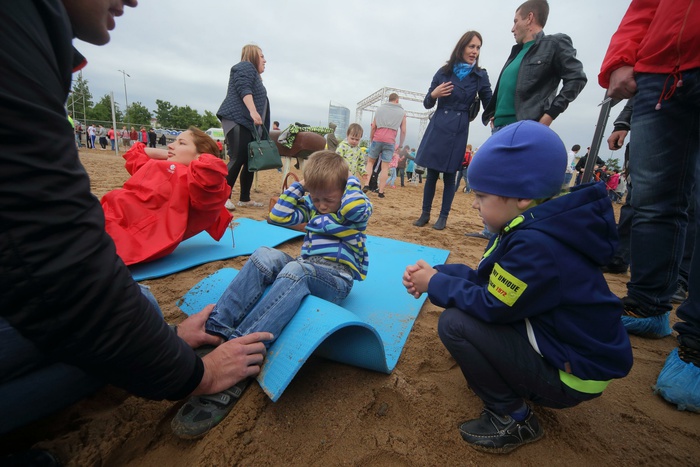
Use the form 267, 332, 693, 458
66, 73, 220, 130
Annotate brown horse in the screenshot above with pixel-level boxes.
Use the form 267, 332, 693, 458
269, 129, 326, 179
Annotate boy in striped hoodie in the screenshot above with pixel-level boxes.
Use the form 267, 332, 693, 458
173, 150, 372, 438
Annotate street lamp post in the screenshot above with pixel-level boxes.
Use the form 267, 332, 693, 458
118, 69, 130, 128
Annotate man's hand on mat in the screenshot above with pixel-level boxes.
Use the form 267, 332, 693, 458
177, 304, 224, 349
403, 260, 436, 298
193, 332, 273, 395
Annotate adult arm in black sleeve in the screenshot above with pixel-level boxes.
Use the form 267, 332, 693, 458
0, 0, 202, 400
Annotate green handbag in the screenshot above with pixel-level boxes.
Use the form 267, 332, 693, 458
248, 125, 282, 172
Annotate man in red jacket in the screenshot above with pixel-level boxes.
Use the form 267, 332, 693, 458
0, 0, 272, 437
599, 0, 700, 412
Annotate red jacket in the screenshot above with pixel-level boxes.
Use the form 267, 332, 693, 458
599, 0, 700, 88
102, 143, 232, 265
462, 151, 473, 168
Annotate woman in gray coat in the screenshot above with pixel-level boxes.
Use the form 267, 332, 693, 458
217, 44, 270, 209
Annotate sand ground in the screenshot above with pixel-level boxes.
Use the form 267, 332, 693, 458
1, 148, 698, 466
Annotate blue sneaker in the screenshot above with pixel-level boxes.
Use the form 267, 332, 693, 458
621, 297, 672, 338
653, 347, 700, 413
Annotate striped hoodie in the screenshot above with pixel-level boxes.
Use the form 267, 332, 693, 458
269, 176, 372, 280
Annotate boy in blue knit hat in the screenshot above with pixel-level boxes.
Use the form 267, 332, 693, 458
403, 121, 632, 454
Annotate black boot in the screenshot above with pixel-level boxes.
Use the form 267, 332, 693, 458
413, 213, 430, 227
433, 216, 447, 230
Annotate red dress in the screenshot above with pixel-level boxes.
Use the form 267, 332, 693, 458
102, 143, 232, 265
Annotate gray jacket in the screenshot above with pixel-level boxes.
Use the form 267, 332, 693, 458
217, 61, 269, 133
483, 31, 587, 125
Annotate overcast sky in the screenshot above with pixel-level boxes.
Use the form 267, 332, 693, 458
75, 0, 631, 161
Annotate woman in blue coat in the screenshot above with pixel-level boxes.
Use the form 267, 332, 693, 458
414, 31, 492, 230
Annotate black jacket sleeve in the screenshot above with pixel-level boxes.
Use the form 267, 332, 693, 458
0, 0, 202, 401
613, 100, 633, 131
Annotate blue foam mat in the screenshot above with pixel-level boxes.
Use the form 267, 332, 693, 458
179, 235, 450, 401
129, 218, 304, 281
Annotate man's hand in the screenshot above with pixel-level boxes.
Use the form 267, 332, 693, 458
193, 332, 273, 395
538, 114, 554, 126
607, 66, 637, 99
176, 304, 223, 349
403, 260, 437, 298
607, 130, 629, 150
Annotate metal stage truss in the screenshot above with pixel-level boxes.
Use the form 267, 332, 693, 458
355, 87, 431, 141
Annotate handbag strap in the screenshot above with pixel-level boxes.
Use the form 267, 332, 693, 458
252, 124, 271, 143
283, 171, 300, 191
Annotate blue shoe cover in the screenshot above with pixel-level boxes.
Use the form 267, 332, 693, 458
621, 311, 672, 338
653, 348, 700, 412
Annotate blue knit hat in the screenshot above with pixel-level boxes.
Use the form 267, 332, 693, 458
468, 121, 567, 199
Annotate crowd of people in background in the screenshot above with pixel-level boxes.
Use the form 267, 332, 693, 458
72, 121, 183, 152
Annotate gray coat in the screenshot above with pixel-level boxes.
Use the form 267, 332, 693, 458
217, 61, 269, 133
483, 31, 587, 124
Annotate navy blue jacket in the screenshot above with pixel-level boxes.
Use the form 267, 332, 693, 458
428, 183, 632, 385
415, 67, 492, 173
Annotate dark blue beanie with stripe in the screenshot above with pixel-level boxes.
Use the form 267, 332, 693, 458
468, 121, 567, 199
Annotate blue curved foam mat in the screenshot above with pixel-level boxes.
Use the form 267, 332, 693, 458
178, 235, 450, 401
129, 218, 304, 281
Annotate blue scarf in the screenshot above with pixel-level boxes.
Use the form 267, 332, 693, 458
453, 62, 475, 81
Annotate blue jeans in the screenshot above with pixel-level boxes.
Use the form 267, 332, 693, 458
455, 167, 469, 193
613, 180, 634, 266
206, 247, 354, 343
629, 70, 700, 343
421, 168, 457, 218
368, 141, 394, 163
387, 167, 397, 186
0, 284, 162, 434
563, 172, 574, 189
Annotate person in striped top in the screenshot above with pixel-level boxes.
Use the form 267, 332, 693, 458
173, 151, 372, 438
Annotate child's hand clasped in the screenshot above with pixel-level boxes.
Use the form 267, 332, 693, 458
403, 260, 437, 298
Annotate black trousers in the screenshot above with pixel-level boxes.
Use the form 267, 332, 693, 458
438, 308, 599, 415
225, 125, 255, 202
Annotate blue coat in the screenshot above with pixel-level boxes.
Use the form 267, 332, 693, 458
415, 66, 492, 173
428, 183, 633, 384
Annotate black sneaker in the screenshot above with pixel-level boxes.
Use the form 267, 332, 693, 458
362, 185, 370, 193
459, 407, 543, 454
378, 192, 385, 198
671, 282, 688, 304
678, 344, 700, 366
601, 259, 628, 274
171, 378, 251, 439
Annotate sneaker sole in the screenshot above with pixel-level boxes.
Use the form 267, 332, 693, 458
460, 429, 544, 454
171, 379, 251, 439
